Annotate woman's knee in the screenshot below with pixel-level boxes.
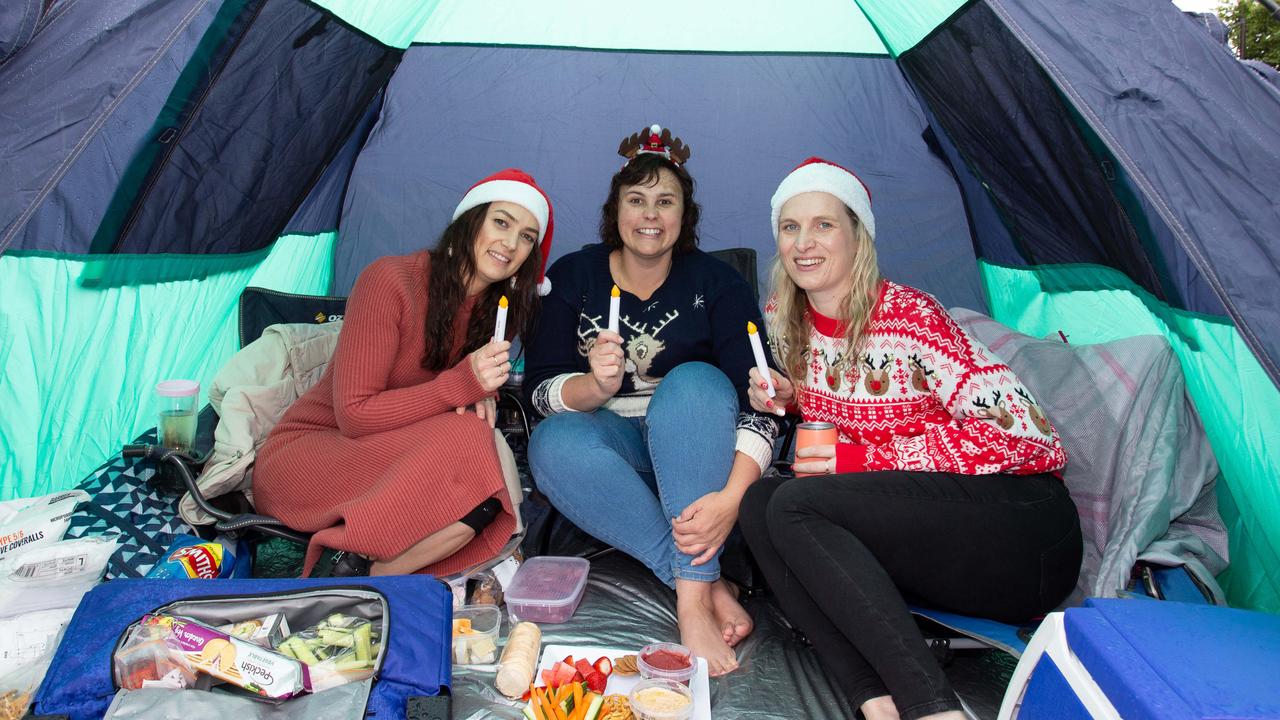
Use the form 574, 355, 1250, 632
529, 413, 591, 466
764, 476, 829, 529
649, 362, 736, 423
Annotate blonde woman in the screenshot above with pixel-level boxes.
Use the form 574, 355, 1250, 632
738, 158, 1081, 720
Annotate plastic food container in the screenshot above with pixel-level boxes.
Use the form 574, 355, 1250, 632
504, 556, 590, 624
638, 641, 696, 685
629, 678, 694, 720
452, 604, 500, 665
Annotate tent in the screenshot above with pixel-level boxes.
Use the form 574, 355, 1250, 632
2, 0, 1278, 614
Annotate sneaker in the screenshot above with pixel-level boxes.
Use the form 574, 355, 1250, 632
309, 548, 371, 578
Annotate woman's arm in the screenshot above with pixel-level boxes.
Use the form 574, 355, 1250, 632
839, 299, 1067, 475
330, 259, 490, 438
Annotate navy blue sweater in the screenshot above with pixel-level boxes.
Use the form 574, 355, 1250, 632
523, 243, 778, 470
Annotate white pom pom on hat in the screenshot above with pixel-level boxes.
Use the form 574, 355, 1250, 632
453, 168, 555, 295
770, 157, 875, 242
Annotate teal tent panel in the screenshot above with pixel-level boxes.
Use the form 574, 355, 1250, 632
0, 233, 335, 500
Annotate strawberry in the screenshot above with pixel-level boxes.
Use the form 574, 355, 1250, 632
575, 658, 595, 678
521, 688, 532, 702
562, 655, 575, 666
584, 670, 607, 694
593, 656, 613, 676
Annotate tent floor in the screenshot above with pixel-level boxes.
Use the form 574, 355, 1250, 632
452, 551, 1015, 719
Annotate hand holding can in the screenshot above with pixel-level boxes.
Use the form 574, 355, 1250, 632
794, 422, 837, 477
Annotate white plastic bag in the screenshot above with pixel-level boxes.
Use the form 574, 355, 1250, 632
0, 608, 73, 719
0, 490, 89, 562
0, 535, 117, 619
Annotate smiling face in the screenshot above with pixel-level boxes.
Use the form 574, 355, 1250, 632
469, 201, 539, 292
615, 167, 684, 262
776, 191, 859, 310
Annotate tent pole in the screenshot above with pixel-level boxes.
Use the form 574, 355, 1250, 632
1254, 0, 1280, 22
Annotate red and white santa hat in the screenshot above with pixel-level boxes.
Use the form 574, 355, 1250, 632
770, 157, 875, 242
453, 168, 555, 295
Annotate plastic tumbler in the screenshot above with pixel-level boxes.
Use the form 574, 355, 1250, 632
156, 380, 199, 452
794, 421, 837, 477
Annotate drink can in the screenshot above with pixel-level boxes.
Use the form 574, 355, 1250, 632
794, 421, 837, 477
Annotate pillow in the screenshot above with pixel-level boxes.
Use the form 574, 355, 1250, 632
950, 308, 1227, 605
238, 286, 347, 348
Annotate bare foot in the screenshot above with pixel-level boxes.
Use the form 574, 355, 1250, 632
710, 579, 753, 647
675, 579, 739, 677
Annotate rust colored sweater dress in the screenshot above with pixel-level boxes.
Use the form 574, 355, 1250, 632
254, 250, 514, 576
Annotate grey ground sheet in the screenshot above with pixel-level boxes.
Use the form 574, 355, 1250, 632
453, 553, 1013, 719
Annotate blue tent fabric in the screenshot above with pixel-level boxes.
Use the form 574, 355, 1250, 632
335, 46, 987, 312
31, 575, 452, 720
988, 0, 1280, 385
0, 0, 217, 255
0, 0, 43, 63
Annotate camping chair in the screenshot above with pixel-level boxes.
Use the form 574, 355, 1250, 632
147, 286, 526, 582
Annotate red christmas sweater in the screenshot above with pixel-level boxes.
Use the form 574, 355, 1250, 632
766, 281, 1067, 476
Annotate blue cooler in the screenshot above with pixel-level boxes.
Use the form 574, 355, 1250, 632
999, 598, 1280, 719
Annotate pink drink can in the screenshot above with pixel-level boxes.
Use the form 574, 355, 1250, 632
795, 421, 837, 477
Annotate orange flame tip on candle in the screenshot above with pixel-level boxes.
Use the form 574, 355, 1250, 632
498, 295, 509, 308
747, 321, 758, 334
611, 285, 620, 298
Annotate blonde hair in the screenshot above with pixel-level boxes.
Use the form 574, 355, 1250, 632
767, 206, 881, 399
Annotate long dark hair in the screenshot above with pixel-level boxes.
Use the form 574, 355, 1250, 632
422, 203, 541, 371
599, 153, 700, 253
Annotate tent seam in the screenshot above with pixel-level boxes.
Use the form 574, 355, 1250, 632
0, 0, 209, 258
983, 0, 1280, 387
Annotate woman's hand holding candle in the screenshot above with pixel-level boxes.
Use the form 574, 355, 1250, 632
748, 366, 794, 417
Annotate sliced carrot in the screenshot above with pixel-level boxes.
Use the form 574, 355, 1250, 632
553, 683, 570, 706
572, 683, 583, 716
529, 688, 545, 720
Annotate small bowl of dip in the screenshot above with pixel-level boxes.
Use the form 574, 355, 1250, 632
638, 641, 696, 685
629, 678, 694, 720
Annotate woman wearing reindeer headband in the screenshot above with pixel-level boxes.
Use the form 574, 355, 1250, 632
524, 126, 778, 675
738, 158, 1081, 720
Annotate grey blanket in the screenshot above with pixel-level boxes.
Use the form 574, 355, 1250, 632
953, 309, 1228, 604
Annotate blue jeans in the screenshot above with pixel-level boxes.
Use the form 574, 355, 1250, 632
528, 362, 738, 586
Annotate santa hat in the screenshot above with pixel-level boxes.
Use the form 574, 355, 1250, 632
453, 168, 555, 295
770, 157, 875, 241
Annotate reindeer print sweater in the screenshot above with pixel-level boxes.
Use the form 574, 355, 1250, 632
766, 281, 1066, 476
524, 243, 779, 472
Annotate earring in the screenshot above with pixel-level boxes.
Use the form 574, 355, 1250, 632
447, 245, 452, 257
510, 277, 517, 288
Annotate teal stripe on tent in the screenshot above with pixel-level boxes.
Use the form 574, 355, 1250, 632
980, 261, 1280, 614
310, 0, 439, 48
412, 0, 889, 55
852, 0, 967, 55
0, 233, 336, 500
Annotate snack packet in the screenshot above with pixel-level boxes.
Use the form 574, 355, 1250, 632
141, 614, 309, 699
217, 613, 290, 649
146, 535, 235, 580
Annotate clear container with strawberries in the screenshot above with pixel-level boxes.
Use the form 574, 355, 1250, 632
505, 556, 591, 624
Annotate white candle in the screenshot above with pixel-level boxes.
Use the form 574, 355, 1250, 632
493, 295, 508, 342
747, 321, 776, 399
607, 284, 620, 334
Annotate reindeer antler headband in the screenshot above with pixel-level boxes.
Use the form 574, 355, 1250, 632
617, 124, 691, 166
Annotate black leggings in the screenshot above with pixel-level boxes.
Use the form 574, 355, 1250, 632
739, 471, 1081, 720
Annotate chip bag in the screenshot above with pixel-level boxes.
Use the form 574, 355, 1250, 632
146, 535, 235, 580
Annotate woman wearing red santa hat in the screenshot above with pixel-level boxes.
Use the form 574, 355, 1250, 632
738, 158, 1081, 720
255, 168, 554, 578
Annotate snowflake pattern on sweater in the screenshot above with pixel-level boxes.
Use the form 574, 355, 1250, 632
767, 281, 1066, 476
